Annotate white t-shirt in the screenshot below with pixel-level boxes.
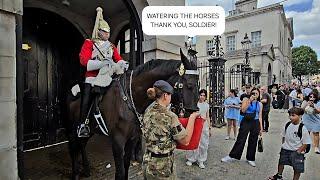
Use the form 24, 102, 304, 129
281, 122, 312, 151
197, 102, 209, 119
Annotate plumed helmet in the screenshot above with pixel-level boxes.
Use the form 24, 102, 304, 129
92, 7, 110, 40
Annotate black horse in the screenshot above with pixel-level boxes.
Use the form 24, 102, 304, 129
66, 49, 199, 180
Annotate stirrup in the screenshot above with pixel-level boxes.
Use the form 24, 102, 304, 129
77, 122, 90, 137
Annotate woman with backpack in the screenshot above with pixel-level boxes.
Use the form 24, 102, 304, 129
221, 88, 263, 167
301, 91, 320, 154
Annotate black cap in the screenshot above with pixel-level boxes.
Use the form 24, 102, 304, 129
153, 80, 174, 94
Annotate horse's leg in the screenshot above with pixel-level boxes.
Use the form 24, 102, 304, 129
124, 138, 136, 180
134, 136, 144, 163
112, 133, 127, 180
80, 139, 91, 177
69, 138, 81, 180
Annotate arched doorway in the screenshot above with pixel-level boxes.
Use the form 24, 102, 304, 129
267, 63, 272, 85
18, 0, 145, 178
22, 8, 83, 150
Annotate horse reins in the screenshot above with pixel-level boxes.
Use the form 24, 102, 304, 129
129, 71, 144, 127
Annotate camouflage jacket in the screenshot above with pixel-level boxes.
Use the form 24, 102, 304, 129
142, 102, 187, 154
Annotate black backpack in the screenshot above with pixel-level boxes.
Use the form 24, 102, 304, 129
285, 122, 311, 153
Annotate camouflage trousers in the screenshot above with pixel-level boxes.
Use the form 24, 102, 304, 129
143, 153, 177, 180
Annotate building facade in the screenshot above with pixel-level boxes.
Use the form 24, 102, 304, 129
196, 0, 294, 92
0, 0, 187, 178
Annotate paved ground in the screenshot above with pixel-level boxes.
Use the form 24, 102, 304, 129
25, 109, 319, 179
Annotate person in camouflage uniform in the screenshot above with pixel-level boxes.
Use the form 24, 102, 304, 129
142, 80, 199, 179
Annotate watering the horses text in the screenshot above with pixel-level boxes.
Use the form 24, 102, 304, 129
142, 6, 225, 36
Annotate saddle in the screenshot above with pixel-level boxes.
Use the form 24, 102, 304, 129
71, 73, 136, 136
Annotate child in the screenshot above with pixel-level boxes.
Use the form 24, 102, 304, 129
269, 107, 312, 180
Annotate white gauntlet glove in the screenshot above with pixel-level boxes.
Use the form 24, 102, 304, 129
87, 59, 110, 71
117, 60, 129, 71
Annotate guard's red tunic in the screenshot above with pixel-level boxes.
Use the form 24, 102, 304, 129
79, 39, 122, 78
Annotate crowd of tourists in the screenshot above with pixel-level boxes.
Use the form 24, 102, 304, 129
180, 83, 320, 180
140, 78, 318, 180
221, 84, 320, 180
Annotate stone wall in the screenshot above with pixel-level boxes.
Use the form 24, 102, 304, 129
0, 8, 19, 180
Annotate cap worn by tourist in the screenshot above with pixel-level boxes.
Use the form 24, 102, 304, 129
153, 80, 174, 94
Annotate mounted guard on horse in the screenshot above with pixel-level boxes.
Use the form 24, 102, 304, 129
66, 7, 201, 180
77, 7, 129, 137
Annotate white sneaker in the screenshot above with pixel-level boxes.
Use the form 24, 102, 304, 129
225, 136, 230, 140
186, 160, 193, 166
221, 156, 235, 163
247, 160, 256, 167
197, 162, 205, 169
315, 147, 320, 154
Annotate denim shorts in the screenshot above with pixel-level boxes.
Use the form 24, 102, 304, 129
279, 148, 305, 173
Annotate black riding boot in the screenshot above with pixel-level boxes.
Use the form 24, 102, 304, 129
77, 83, 93, 137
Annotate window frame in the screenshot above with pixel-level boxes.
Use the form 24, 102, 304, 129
226, 35, 236, 52
251, 31, 261, 48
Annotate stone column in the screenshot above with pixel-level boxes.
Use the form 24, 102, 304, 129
0, 0, 23, 179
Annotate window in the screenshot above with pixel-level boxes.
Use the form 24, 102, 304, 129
206, 40, 214, 56
251, 31, 261, 47
226, 35, 236, 52
124, 29, 137, 53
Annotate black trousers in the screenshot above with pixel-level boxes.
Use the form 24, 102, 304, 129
278, 100, 284, 109
229, 119, 260, 161
262, 110, 270, 131
80, 83, 94, 123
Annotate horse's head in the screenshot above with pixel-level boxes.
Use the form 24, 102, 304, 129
169, 49, 199, 114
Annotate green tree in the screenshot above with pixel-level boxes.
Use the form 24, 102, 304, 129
292, 45, 319, 84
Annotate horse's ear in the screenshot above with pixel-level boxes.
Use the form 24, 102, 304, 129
180, 48, 190, 69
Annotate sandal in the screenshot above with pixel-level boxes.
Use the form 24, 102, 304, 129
268, 174, 283, 180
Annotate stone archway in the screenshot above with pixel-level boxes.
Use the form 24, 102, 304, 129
19, 1, 145, 178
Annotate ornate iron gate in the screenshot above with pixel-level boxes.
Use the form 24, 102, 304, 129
197, 36, 226, 127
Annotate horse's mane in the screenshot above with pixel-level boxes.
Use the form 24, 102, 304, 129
133, 59, 181, 77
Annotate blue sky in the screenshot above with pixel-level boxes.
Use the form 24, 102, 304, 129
188, 0, 320, 59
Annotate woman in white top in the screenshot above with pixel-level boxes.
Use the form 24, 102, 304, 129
186, 89, 211, 169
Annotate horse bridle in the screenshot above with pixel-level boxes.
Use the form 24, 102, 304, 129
171, 63, 199, 114
128, 63, 199, 128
